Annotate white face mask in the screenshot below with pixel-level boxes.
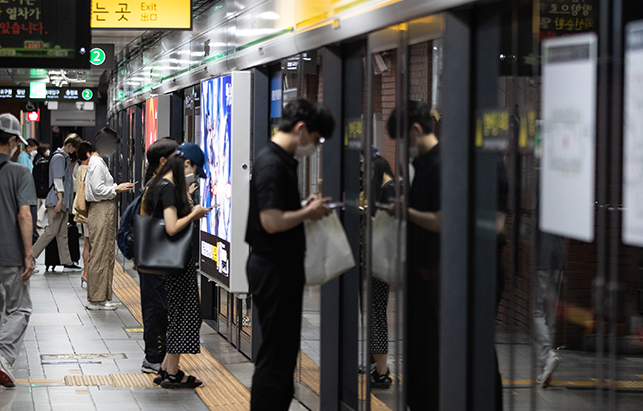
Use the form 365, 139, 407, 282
294, 130, 317, 159
45, 149, 50, 157
295, 143, 316, 159
9, 145, 17, 158
409, 146, 420, 159
30, 150, 37, 159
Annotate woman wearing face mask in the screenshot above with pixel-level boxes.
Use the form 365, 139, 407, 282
84, 128, 135, 310
141, 143, 212, 389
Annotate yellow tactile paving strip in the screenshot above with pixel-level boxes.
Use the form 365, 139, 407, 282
64, 373, 157, 387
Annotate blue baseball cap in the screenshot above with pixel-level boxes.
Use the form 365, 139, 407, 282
176, 143, 206, 179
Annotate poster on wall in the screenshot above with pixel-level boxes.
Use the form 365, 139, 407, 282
540, 34, 597, 242
145, 97, 158, 150
623, 21, 643, 246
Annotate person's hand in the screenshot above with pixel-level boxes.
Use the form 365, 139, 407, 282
192, 205, 213, 220
386, 197, 405, 216
22, 256, 34, 282
306, 197, 332, 221
115, 182, 135, 193
54, 200, 62, 213
189, 182, 198, 196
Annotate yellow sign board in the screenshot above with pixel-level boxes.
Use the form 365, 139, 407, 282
91, 1, 191, 29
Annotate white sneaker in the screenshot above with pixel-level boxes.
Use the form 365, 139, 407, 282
0, 356, 16, 388
539, 353, 560, 388
85, 301, 118, 311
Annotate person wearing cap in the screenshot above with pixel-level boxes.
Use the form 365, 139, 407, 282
31, 133, 82, 272
84, 128, 135, 310
17, 138, 38, 172
141, 143, 212, 389
0, 113, 37, 387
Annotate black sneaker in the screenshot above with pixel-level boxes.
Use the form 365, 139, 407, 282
371, 368, 392, 389
63, 263, 82, 272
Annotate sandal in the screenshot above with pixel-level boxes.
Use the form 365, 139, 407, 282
371, 368, 392, 389
153, 369, 169, 385
160, 370, 202, 389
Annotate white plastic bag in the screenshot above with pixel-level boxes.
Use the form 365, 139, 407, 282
372, 210, 405, 284
304, 210, 356, 286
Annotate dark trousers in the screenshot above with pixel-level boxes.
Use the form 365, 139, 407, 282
139, 271, 168, 364
247, 252, 305, 411
31, 204, 38, 244
407, 268, 440, 411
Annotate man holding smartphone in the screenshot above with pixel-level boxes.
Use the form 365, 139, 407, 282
245, 99, 334, 411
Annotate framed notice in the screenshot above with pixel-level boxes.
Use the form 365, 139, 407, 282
0, 0, 91, 68
623, 21, 643, 246
540, 34, 597, 242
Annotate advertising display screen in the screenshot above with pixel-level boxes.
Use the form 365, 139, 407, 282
200, 75, 232, 285
145, 97, 158, 150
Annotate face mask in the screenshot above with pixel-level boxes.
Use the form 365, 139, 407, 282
294, 130, 317, 159
409, 146, 420, 159
9, 145, 17, 158
295, 144, 316, 159
45, 150, 50, 157
30, 150, 37, 159
185, 173, 196, 185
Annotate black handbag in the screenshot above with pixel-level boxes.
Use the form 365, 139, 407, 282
133, 182, 193, 275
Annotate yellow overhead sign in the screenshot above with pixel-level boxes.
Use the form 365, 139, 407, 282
91, 1, 191, 29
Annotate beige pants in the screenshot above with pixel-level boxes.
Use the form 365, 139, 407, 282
32, 206, 72, 265
87, 200, 116, 302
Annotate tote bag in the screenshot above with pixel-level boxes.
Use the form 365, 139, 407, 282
133, 214, 193, 275
304, 210, 356, 286
372, 210, 405, 284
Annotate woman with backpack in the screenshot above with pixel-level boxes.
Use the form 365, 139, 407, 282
85, 128, 134, 310
141, 143, 211, 389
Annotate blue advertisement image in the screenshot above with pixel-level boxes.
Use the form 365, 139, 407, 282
200, 75, 232, 280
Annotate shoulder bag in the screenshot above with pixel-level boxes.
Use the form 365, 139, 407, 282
133, 182, 193, 275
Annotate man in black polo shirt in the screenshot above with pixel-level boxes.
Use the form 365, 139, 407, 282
387, 101, 441, 411
245, 99, 334, 411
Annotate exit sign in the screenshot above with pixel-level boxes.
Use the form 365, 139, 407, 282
91, 0, 192, 30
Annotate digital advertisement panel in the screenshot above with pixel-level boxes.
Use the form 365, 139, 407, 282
145, 97, 158, 150
200, 75, 233, 286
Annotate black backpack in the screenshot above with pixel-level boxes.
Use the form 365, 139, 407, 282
33, 152, 65, 199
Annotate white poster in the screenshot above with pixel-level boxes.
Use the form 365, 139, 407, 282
540, 34, 597, 242
623, 21, 643, 246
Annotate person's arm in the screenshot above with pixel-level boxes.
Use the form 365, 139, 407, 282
18, 205, 34, 282
163, 205, 210, 236
408, 208, 441, 232
260, 196, 331, 234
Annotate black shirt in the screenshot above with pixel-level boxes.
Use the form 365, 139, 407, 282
245, 142, 304, 254
408, 144, 441, 271
151, 179, 183, 219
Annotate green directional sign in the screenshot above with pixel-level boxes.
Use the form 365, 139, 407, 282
90, 48, 106, 66
82, 89, 93, 101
